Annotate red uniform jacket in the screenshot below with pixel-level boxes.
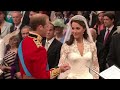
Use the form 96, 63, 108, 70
19, 32, 50, 79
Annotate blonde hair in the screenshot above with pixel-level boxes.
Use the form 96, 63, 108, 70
9, 35, 20, 48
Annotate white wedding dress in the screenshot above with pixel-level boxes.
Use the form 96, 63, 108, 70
58, 39, 99, 79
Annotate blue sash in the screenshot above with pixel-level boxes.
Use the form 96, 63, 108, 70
18, 41, 32, 76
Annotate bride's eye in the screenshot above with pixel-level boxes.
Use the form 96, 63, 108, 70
76, 27, 80, 30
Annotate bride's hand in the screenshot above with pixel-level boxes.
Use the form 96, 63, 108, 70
59, 63, 71, 73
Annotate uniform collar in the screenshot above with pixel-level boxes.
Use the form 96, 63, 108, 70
29, 32, 42, 42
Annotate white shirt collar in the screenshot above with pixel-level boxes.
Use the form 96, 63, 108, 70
106, 25, 114, 32
15, 22, 22, 30
46, 37, 55, 48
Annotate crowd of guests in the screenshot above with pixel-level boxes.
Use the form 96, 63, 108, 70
0, 11, 120, 79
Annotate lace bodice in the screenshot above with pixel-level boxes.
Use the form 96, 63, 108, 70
58, 39, 99, 79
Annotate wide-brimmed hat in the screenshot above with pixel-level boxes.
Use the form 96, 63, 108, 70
52, 19, 66, 28
97, 11, 105, 15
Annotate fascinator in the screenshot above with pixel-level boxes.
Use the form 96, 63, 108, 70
52, 19, 66, 28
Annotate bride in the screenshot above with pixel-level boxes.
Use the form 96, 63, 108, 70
58, 15, 99, 79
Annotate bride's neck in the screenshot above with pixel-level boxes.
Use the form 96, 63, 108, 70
76, 37, 83, 43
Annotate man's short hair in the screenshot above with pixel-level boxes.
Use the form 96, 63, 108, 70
104, 12, 115, 20
21, 25, 32, 31
29, 14, 48, 30
11, 11, 22, 16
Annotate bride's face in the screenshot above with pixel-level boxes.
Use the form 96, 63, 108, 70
71, 22, 85, 39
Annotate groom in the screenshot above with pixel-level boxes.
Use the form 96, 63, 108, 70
18, 14, 70, 79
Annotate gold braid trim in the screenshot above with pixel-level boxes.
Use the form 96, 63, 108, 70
28, 32, 43, 48
50, 68, 61, 79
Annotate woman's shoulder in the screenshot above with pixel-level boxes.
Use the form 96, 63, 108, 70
0, 38, 3, 43
4, 21, 12, 26
90, 42, 97, 51
62, 43, 69, 47
84, 39, 96, 49
84, 39, 95, 45
61, 42, 73, 51
88, 41, 96, 47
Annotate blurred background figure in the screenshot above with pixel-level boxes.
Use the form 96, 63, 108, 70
29, 11, 39, 20
94, 11, 105, 35
39, 11, 51, 17
21, 26, 31, 39
18, 25, 31, 41
0, 35, 20, 79
0, 11, 12, 39
20, 11, 30, 25
10, 11, 25, 33
55, 11, 64, 19
50, 11, 56, 22
89, 28, 97, 42
0, 38, 5, 64
63, 11, 70, 24
88, 11, 97, 28
5, 11, 13, 24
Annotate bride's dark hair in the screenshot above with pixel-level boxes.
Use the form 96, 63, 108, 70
66, 20, 88, 45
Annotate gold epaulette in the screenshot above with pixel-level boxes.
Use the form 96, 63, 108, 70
28, 32, 43, 48
50, 67, 61, 79
33, 38, 42, 48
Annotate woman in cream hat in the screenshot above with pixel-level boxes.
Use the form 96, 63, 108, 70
52, 19, 66, 43
94, 11, 105, 35
97, 11, 105, 15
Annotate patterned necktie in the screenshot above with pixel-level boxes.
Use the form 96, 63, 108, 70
103, 29, 110, 45
14, 27, 17, 31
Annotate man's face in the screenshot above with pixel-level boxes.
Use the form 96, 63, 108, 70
41, 18, 50, 37
46, 24, 54, 40
21, 28, 29, 39
104, 16, 114, 28
12, 12, 22, 25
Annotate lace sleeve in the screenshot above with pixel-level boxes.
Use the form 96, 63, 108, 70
58, 43, 69, 66
90, 43, 100, 79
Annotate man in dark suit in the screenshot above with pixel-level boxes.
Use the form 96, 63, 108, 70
107, 33, 120, 68
10, 11, 25, 33
42, 22, 62, 69
96, 12, 117, 72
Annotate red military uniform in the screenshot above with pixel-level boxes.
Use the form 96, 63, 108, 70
19, 32, 60, 79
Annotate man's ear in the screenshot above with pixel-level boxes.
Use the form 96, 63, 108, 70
112, 19, 114, 23
38, 25, 43, 30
